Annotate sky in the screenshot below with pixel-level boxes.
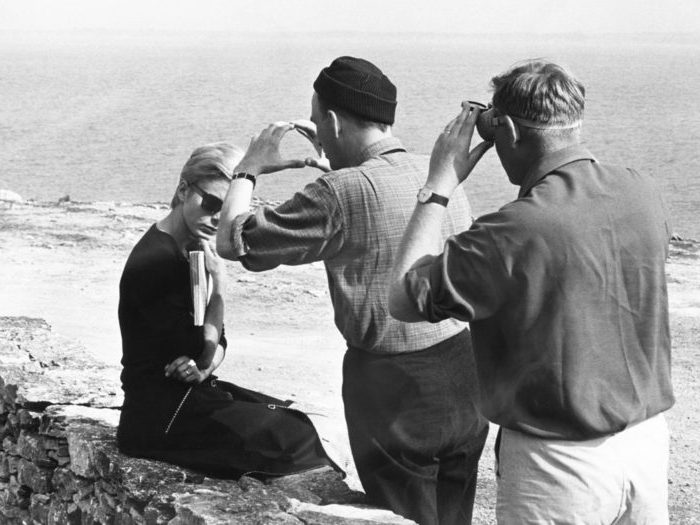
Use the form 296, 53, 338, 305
2, 0, 700, 35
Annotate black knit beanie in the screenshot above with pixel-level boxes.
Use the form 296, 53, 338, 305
313, 56, 397, 125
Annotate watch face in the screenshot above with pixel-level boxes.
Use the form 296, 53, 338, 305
417, 187, 432, 203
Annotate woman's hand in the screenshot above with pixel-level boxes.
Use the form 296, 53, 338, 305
165, 356, 209, 384
201, 239, 224, 282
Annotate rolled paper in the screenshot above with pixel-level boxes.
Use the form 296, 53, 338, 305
189, 250, 207, 326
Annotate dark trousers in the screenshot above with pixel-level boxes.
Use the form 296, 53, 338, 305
343, 330, 488, 525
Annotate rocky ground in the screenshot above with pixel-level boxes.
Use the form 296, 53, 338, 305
0, 199, 698, 523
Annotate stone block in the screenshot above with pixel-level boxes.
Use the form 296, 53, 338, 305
2, 437, 18, 455
40, 413, 69, 438
4, 413, 19, 439
238, 475, 264, 491
271, 482, 322, 506
238, 478, 291, 512
75, 481, 95, 502
143, 493, 177, 524
48, 448, 71, 467
78, 494, 115, 524
41, 435, 61, 451
1, 455, 19, 479
17, 409, 41, 431
30, 493, 51, 523
52, 467, 93, 502
7, 482, 31, 510
1, 477, 18, 507
114, 506, 143, 525
0, 423, 13, 443
0, 454, 10, 482
115, 454, 200, 507
98, 478, 118, 495
17, 430, 51, 463
66, 425, 114, 479
47, 500, 82, 525
119, 491, 148, 516
0, 502, 30, 523
1, 383, 18, 411
268, 467, 365, 505
164, 478, 293, 522
170, 488, 301, 525
289, 500, 417, 524
17, 458, 53, 493
97, 487, 117, 511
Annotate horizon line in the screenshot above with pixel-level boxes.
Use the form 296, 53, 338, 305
1, 28, 699, 37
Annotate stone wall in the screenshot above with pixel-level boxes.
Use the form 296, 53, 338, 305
0, 317, 413, 524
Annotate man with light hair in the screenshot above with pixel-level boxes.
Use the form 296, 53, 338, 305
390, 59, 674, 523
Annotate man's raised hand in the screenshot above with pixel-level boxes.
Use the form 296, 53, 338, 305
292, 119, 331, 172
236, 122, 306, 175
426, 104, 493, 196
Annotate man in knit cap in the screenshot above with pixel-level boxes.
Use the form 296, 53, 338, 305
217, 56, 488, 524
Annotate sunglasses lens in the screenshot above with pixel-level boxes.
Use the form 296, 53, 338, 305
201, 194, 223, 213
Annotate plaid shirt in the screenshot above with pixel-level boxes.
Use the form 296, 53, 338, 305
231, 137, 471, 354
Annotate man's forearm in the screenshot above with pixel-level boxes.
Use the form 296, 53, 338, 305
217, 178, 255, 260
390, 103, 490, 322
388, 202, 447, 322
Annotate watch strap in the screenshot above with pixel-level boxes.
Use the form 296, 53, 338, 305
417, 187, 449, 207
426, 192, 449, 206
232, 172, 257, 188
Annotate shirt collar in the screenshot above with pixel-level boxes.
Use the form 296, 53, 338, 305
358, 137, 406, 164
518, 144, 597, 198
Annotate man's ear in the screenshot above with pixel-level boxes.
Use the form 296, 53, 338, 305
503, 115, 520, 145
328, 110, 341, 138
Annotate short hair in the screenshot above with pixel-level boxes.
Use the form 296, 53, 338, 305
170, 142, 244, 208
491, 59, 585, 128
317, 95, 390, 133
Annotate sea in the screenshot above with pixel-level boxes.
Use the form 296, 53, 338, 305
1, 31, 699, 238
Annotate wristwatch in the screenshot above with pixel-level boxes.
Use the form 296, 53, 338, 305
417, 186, 449, 207
232, 172, 257, 188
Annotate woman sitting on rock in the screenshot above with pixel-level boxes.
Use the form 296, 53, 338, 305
116, 142, 337, 478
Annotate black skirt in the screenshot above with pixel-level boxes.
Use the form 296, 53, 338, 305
117, 377, 338, 478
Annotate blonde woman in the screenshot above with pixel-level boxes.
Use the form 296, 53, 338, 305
117, 142, 336, 478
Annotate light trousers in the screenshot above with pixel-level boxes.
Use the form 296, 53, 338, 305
496, 413, 669, 525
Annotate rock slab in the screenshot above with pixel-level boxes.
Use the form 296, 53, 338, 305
0, 317, 414, 524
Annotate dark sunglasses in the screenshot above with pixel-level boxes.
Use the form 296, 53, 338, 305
189, 183, 223, 214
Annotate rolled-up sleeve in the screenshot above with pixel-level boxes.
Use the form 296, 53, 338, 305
230, 178, 344, 271
405, 221, 509, 323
